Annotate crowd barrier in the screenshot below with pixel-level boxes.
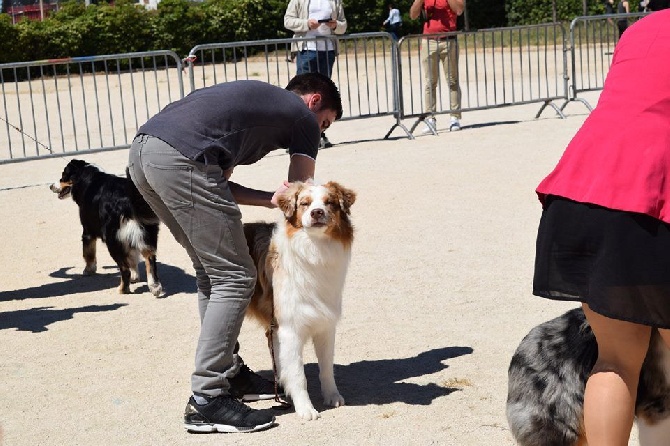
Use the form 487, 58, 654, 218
0, 14, 641, 164
395, 23, 567, 138
185, 33, 400, 124
562, 12, 647, 111
0, 51, 183, 164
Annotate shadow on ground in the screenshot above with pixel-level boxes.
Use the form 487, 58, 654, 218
0, 262, 194, 302
262, 346, 473, 416
0, 303, 127, 333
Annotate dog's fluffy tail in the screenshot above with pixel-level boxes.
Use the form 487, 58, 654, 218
506, 307, 597, 446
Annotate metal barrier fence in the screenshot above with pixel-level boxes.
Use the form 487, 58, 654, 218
0, 17, 642, 163
185, 25, 568, 140
0, 50, 184, 164
394, 22, 568, 137
562, 12, 647, 111
185, 32, 399, 124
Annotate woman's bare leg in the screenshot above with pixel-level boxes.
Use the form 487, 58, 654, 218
582, 303, 651, 446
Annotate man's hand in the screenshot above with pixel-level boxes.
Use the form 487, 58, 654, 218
270, 180, 292, 207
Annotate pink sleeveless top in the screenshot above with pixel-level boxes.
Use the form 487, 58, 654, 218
536, 10, 670, 223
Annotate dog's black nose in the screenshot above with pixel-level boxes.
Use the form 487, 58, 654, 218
311, 208, 325, 219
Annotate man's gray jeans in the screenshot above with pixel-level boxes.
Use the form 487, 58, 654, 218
128, 134, 257, 397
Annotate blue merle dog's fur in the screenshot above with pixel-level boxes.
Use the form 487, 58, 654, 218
507, 307, 670, 446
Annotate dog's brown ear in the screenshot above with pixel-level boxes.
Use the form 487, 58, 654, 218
277, 182, 303, 218
326, 181, 356, 215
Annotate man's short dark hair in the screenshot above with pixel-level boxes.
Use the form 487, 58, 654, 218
286, 72, 343, 120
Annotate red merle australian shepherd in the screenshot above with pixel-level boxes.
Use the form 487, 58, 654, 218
243, 180, 356, 420
50, 159, 163, 297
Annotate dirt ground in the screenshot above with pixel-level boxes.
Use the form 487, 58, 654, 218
0, 92, 642, 445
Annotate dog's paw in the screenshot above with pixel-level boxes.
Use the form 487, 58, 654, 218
130, 271, 140, 283
83, 264, 97, 276
295, 405, 321, 421
117, 284, 131, 294
323, 392, 345, 408
149, 282, 163, 298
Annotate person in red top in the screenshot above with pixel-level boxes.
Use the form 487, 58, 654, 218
533, 10, 670, 446
409, 0, 464, 134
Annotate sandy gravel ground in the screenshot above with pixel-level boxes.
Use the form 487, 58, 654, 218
0, 93, 642, 445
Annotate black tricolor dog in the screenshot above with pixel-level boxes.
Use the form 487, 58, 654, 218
50, 159, 163, 297
507, 307, 670, 446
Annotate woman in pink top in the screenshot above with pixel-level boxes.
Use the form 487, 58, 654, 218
533, 10, 670, 446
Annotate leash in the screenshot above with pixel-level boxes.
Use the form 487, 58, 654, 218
0, 114, 82, 174
0, 115, 53, 155
266, 314, 292, 410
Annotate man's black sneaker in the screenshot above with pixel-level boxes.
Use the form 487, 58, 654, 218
228, 364, 284, 402
184, 395, 275, 433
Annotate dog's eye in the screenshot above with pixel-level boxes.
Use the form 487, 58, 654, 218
299, 200, 311, 207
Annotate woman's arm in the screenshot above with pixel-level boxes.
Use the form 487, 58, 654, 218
448, 0, 465, 16
409, 0, 423, 20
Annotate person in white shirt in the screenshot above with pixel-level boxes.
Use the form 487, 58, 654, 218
285, 0, 347, 148
382, 3, 402, 40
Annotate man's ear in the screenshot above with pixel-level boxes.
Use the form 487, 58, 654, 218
309, 93, 322, 110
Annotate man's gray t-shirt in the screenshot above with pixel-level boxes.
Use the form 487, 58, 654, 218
137, 80, 321, 170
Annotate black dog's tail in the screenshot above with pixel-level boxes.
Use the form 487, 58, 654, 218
125, 167, 159, 224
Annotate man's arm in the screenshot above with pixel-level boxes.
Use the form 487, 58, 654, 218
227, 154, 316, 208
409, 0, 423, 20
269, 154, 316, 207
287, 153, 316, 182
228, 182, 274, 208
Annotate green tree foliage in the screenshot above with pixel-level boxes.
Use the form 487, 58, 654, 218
368, 0, 508, 35
343, 0, 422, 35
151, 0, 206, 56
82, 0, 153, 54
506, 0, 605, 25
0, 14, 19, 63
0, 0, 598, 64
466, 0, 507, 29
200, 0, 276, 44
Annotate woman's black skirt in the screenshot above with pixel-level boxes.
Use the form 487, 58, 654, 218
533, 195, 670, 328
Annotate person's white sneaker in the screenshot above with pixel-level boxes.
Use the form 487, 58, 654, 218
449, 117, 461, 131
421, 117, 437, 135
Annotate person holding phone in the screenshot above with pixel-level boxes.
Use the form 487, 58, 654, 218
285, 0, 347, 148
410, 0, 464, 134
